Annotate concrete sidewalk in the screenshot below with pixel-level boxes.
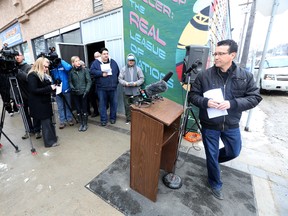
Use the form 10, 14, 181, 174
0, 105, 287, 215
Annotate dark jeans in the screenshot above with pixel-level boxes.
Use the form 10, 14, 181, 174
87, 81, 99, 115
23, 99, 41, 133
97, 89, 117, 123
56, 93, 73, 123
0, 81, 13, 113
201, 127, 242, 190
73, 94, 88, 114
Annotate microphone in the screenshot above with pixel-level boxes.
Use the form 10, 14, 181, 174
145, 80, 168, 98
184, 60, 203, 74
139, 71, 173, 102
162, 71, 173, 82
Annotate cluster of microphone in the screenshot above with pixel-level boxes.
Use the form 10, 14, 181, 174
138, 71, 173, 104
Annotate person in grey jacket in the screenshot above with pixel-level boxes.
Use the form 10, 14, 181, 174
188, 39, 262, 200
119, 53, 144, 123
69, 56, 92, 132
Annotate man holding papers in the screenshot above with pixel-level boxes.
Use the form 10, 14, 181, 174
188, 39, 262, 200
90, 48, 120, 126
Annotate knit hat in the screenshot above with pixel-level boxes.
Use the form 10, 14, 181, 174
127, 53, 135, 61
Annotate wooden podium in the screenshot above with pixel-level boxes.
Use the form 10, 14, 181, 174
130, 98, 183, 202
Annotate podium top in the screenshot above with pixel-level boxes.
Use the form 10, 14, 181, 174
131, 98, 183, 126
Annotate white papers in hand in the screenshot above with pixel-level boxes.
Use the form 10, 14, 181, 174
56, 82, 62, 95
101, 63, 112, 75
203, 88, 228, 119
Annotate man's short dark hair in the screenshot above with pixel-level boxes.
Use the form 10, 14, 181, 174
217, 39, 238, 53
100, 47, 108, 53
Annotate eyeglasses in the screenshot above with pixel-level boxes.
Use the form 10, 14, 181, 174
212, 52, 229, 56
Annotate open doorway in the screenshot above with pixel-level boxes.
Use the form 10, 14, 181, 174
86, 41, 105, 67
56, 43, 85, 64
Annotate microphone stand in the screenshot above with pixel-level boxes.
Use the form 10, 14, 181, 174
162, 69, 195, 189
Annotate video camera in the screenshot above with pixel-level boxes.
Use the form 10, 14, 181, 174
54, 78, 62, 86
0, 49, 19, 75
37, 51, 61, 69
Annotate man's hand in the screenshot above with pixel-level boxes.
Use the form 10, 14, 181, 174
217, 100, 230, 110
208, 100, 230, 110
102, 72, 108, 77
126, 82, 136, 87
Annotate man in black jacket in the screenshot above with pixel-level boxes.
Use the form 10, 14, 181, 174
189, 39, 262, 200
15, 52, 41, 139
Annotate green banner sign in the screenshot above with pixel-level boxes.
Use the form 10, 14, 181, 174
123, 0, 211, 104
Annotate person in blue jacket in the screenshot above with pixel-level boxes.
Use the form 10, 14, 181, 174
50, 57, 74, 129
90, 48, 120, 126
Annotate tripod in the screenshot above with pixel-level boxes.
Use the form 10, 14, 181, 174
55, 92, 78, 123
162, 69, 201, 189
0, 76, 36, 154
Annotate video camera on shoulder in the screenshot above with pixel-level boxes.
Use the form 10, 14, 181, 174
37, 51, 61, 69
0, 49, 19, 75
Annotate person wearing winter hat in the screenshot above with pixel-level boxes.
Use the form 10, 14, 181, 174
118, 53, 144, 124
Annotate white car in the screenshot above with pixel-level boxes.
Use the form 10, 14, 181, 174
255, 56, 288, 93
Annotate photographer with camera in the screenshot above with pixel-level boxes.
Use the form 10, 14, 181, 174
15, 52, 42, 139
49, 55, 74, 129
0, 43, 19, 116
27, 57, 58, 148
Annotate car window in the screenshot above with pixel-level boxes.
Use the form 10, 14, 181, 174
266, 57, 288, 68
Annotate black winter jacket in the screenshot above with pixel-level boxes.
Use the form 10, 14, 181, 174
16, 63, 31, 101
189, 63, 262, 131
27, 72, 54, 120
69, 67, 92, 95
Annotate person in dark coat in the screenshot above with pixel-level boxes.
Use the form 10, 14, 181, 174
69, 56, 92, 132
27, 57, 58, 148
90, 48, 120, 126
15, 52, 42, 139
189, 39, 262, 200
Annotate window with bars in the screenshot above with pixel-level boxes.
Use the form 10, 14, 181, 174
93, 0, 103, 13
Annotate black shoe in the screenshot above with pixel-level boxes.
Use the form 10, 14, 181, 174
110, 120, 116, 124
35, 132, 42, 139
211, 187, 224, 200
91, 113, 99, 118
22, 133, 29, 139
101, 122, 107, 126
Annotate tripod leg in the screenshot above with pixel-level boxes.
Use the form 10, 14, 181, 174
1, 130, 20, 152
0, 95, 20, 152
60, 93, 78, 123
9, 77, 36, 154
190, 108, 202, 133
0, 104, 5, 140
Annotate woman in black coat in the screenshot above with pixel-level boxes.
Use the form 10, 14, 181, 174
27, 57, 58, 148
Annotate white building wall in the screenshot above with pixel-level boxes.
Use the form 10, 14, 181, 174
81, 8, 124, 68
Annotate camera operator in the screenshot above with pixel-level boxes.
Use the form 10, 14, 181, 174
0, 43, 18, 116
49, 55, 74, 129
15, 52, 42, 139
